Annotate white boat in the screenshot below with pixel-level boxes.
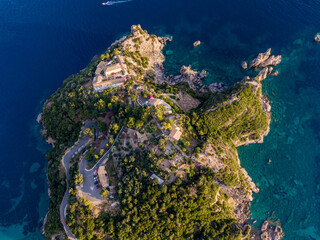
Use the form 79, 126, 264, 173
102, 0, 132, 6
193, 40, 201, 47
102, 1, 111, 5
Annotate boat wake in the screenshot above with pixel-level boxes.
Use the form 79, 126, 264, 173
102, 0, 133, 6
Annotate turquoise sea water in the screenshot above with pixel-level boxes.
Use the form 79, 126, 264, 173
1, 0, 320, 239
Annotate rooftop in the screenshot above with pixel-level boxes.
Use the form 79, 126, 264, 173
93, 77, 126, 86
169, 125, 182, 141
104, 63, 123, 75
98, 166, 108, 187
148, 98, 162, 107
95, 61, 108, 75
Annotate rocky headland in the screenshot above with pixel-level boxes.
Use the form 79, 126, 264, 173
40, 25, 283, 240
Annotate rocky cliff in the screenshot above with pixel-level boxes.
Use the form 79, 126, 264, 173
116, 24, 172, 75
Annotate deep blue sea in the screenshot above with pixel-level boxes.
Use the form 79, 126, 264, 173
1, 0, 320, 239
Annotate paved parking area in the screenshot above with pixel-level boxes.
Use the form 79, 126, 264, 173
79, 168, 105, 201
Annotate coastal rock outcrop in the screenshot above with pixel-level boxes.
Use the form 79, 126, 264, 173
208, 82, 227, 92
245, 49, 281, 80
241, 168, 259, 194
260, 221, 284, 240
249, 48, 271, 68
261, 221, 269, 232
36, 113, 42, 124
260, 94, 272, 112
249, 48, 282, 69
163, 65, 207, 91
164, 66, 227, 93
120, 24, 172, 71
258, 55, 282, 68
256, 67, 269, 81
179, 65, 206, 91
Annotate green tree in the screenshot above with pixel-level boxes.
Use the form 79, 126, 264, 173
100, 188, 108, 198
85, 154, 92, 161
154, 105, 165, 121
89, 147, 95, 154
159, 138, 167, 152
195, 147, 201, 153
74, 173, 83, 186
141, 90, 148, 98
110, 123, 120, 135
163, 119, 174, 130
97, 121, 107, 132
113, 49, 120, 56
126, 117, 135, 129
94, 99, 106, 112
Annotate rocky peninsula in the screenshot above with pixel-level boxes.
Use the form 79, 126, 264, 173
40, 25, 283, 240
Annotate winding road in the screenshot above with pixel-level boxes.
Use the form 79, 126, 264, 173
60, 122, 98, 240
60, 123, 124, 239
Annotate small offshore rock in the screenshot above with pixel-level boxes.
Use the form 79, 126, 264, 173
241, 61, 248, 69
271, 70, 279, 76
261, 220, 269, 232
315, 33, 320, 42
268, 67, 273, 74
200, 70, 207, 78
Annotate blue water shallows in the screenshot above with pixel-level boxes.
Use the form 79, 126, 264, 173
1, 0, 320, 239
